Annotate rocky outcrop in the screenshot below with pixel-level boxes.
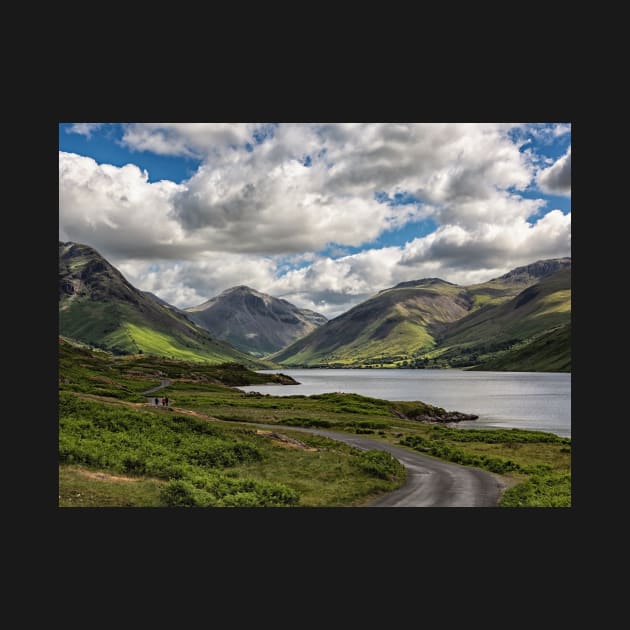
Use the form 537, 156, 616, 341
392, 408, 478, 424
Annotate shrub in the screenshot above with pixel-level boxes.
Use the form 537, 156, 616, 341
279, 418, 333, 428
160, 480, 215, 507
220, 492, 264, 507
500, 472, 571, 507
356, 450, 403, 480
400, 435, 523, 474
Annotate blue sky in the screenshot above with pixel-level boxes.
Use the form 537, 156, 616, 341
59, 122, 571, 316
59, 123, 202, 183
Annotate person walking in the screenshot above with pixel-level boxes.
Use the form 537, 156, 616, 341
154, 397, 159, 406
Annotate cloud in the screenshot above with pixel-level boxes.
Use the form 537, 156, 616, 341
121, 123, 259, 157
537, 147, 571, 196
66, 123, 103, 138
117, 210, 571, 319
401, 209, 571, 270
553, 124, 571, 137
60, 123, 572, 318
117, 253, 278, 311
147, 122, 535, 255
525, 123, 571, 145
59, 152, 187, 260
62, 124, 539, 257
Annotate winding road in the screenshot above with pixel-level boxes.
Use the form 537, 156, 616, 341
252, 423, 502, 507
138, 379, 502, 506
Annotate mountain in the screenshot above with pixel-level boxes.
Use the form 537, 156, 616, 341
143, 291, 177, 309
465, 257, 572, 309
59, 242, 268, 366
433, 268, 571, 369
469, 323, 571, 372
271, 278, 474, 366
185, 286, 327, 357
271, 259, 571, 371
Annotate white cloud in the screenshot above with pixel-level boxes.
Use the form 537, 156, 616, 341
60, 123, 571, 319
61, 124, 541, 257
537, 147, 571, 196
121, 123, 259, 158
117, 210, 571, 319
65, 123, 103, 138
59, 152, 186, 259
527, 123, 571, 144
401, 209, 571, 270
553, 123, 571, 137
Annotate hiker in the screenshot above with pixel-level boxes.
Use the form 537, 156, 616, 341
165, 396, 169, 406
161, 397, 166, 406
154, 397, 158, 406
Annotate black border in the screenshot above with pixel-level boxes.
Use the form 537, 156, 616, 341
40, 67, 580, 575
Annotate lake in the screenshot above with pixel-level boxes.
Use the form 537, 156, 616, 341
237, 369, 571, 437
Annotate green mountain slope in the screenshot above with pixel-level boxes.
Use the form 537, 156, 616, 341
466, 257, 571, 309
469, 323, 571, 372
433, 269, 571, 368
271, 279, 474, 366
272, 259, 571, 371
59, 242, 268, 367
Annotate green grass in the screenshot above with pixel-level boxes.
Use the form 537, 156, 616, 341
58, 339, 569, 507
60, 295, 269, 368
500, 472, 571, 507
58, 374, 405, 507
470, 324, 571, 372
58, 338, 294, 403
399, 425, 571, 507
121, 322, 239, 363
59, 466, 165, 507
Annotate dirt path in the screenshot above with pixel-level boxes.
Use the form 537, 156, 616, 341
142, 380, 172, 395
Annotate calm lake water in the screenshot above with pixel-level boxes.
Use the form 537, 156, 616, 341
237, 369, 571, 437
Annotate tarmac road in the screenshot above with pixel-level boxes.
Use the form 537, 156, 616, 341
255, 424, 502, 507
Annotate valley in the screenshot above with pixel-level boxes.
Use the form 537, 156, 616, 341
60, 241, 571, 372
58, 339, 571, 507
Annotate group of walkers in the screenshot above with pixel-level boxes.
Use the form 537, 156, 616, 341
154, 396, 169, 407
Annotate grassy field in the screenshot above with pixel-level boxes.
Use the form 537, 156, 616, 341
59, 393, 404, 507
58, 339, 570, 507
398, 426, 571, 506
58, 340, 406, 507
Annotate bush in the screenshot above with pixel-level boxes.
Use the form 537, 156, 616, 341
500, 472, 571, 507
161, 480, 215, 507
428, 425, 569, 445
356, 450, 404, 480
220, 492, 264, 507
59, 392, 295, 507
400, 435, 522, 474
279, 418, 333, 428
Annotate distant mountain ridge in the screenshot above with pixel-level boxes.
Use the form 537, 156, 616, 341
272, 258, 571, 372
493, 258, 571, 284
392, 278, 457, 290
185, 285, 327, 357
59, 242, 268, 366
58, 243, 570, 371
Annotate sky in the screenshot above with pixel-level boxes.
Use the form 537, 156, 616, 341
59, 122, 571, 318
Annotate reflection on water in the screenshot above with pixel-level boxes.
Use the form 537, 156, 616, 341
238, 369, 571, 437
